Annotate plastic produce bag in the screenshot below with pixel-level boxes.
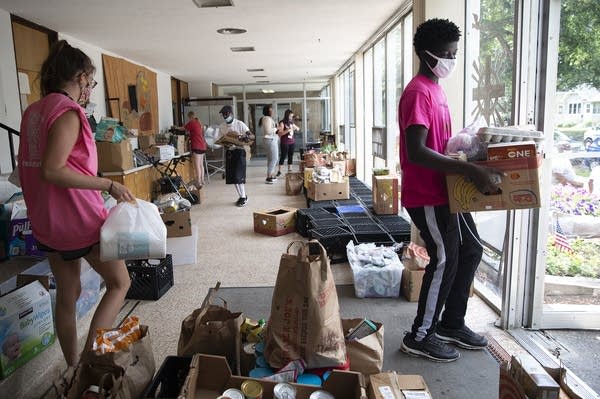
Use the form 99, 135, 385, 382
346, 241, 403, 298
100, 200, 167, 261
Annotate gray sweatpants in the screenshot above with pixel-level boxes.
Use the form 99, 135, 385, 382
265, 137, 279, 177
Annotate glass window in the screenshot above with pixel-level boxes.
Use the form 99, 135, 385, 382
364, 48, 374, 176
465, 0, 517, 306
373, 39, 386, 128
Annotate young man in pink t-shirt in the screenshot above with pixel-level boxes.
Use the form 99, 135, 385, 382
398, 19, 500, 362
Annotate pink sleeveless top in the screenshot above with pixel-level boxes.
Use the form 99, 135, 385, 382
18, 93, 107, 250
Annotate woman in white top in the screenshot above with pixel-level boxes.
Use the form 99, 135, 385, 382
260, 104, 279, 184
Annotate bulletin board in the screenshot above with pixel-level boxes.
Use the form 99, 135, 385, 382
102, 54, 159, 134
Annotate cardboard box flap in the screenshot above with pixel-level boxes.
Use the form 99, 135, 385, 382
368, 373, 431, 399
182, 354, 366, 399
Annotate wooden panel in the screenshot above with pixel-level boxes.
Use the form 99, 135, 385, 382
12, 22, 50, 72
171, 78, 178, 102
102, 54, 159, 134
180, 81, 189, 100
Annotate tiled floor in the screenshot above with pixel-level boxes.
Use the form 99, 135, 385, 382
0, 163, 549, 397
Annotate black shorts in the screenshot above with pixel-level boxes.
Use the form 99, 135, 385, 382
225, 148, 246, 184
36, 240, 97, 261
191, 149, 206, 154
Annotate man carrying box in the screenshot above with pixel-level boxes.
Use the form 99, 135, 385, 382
398, 19, 501, 362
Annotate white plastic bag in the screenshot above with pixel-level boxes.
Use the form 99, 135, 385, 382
346, 241, 404, 298
100, 200, 167, 261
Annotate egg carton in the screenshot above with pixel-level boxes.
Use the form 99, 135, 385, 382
477, 127, 544, 143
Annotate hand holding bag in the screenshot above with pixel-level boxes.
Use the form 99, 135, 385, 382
264, 240, 347, 369
100, 199, 167, 261
177, 282, 243, 375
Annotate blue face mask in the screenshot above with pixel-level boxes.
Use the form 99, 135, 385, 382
225, 115, 233, 124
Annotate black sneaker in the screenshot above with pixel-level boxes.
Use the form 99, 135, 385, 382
237, 196, 248, 207
276, 171, 282, 177
265, 178, 274, 184
436, 325, 488, 350
400, 332, 460, 362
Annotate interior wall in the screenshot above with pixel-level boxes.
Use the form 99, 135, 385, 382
0, 9, 21, 174
157, 73, 174, 132
0, 8, 175, 174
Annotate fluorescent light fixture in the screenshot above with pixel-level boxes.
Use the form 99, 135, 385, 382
256, 80, 270, 83
193, 0, 234, 8
261, 89, 275, 94
252, 75, 267, 78
217, 27, 246, 35
246, 68, 264, 72
230, 46, 255, 52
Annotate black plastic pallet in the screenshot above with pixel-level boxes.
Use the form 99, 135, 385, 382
309, 226, 354, 262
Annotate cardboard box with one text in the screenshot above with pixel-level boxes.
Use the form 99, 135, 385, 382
308, 178, 350, 201
96, 140, 134, 173
0, 280, 55, 379
179, 354, 365, 399
253, 207, 297, 236
372, 175, 399, 215
368, 372, 432, 399
446, 156, 541, 213
161, 209, 192, 238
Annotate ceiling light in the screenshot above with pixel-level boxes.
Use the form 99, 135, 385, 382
193, 0, 234, 8
230, 46, 255, 52
261, 89, 275, 94
247, 68, 264, 72
252, 75, 267, 78
256, 80, 270, 83
217, 27, 246, 35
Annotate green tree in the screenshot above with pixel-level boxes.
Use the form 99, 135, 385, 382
558, 0, 600, 91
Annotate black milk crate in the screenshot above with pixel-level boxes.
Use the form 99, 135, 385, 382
375, 214, 406, 223
297, 208, 336, 237
310, 217, 345, 229
334, 199, 362, 206
125, 255, 174, 300
352, 188, 372, 196
143, 356, 192, 398
382, 222, 411, 242
345, 216, 374, 225
350, 224, 395, 245
308, 199, 337, 209
309, 226, 355, 261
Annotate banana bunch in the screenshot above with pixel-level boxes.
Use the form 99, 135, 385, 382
452, 176, 479, 210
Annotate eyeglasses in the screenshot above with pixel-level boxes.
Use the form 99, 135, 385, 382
89, 79, 98, 89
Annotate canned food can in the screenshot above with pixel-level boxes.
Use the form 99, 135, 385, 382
241, 379, 264, 399
222, 388, 245, 399
309, 390, 335, 399
274, 382, 297, 399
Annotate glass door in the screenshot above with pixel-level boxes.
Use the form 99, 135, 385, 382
531, 0, 600, 328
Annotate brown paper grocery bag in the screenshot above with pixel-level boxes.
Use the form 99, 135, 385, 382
264, 240, 347, 369
285, 172, 304, 195
177, 282, 243, 375
342, 319, 384, 376
56, 325, 155, 399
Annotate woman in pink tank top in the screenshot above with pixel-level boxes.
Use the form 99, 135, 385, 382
17, 40, 135, 366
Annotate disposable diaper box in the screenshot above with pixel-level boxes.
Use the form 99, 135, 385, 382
96, 140, 134, 173
8, 200, 45, 257
0, 280, 55, 379
445, 156, 541, 213
253, 207, 297, 237
368, 372, 432, 399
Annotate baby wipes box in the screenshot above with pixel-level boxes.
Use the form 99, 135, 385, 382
0, 280, 55, 379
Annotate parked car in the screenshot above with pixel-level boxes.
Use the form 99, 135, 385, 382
554, 130, 583, 152
584, 125, 600, 151
583, 126, 600, 169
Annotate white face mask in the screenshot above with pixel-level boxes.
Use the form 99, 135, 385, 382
424, 50, 456, 79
